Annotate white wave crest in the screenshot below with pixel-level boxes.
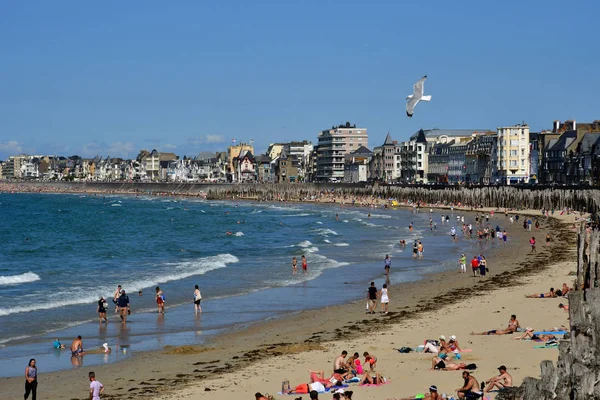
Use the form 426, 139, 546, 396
297, 240, 313, 248
315, 228, 338, 236
304, 246, 319, 253
334, 243, 350, 247
0, 272, 40, 286
0, 254, 238, 317
234, 231, 244, 236
316, 221, 323, 224
323, 239, 331, 243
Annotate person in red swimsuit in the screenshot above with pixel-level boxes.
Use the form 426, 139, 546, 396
302, 255, 308, 274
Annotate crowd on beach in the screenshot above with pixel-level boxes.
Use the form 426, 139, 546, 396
11, 185, 588, 400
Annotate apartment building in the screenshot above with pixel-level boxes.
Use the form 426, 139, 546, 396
494, 124, 530, 184
227, 143, 254, 181
316, 122, 368, 180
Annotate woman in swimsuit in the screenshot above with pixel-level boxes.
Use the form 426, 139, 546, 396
360, 371, 385, 385
156, 286, 165, 313
292, 257, 297, 274
97, 296, 108, 324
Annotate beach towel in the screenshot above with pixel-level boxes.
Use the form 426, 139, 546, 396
344, 377, 360, 383
277, 385, 349, 395
360, 379, 390, 387
534, 343, 559, 348
534, 331, 567, 335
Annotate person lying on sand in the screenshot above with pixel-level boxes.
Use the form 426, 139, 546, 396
432, 357, 471, 371
559, 303, 569, 311
360, 371, 385, 385
471, 314, 520, 335
525, 287, 556, 298
484, 365, 512, 393
400, 385, 440, 400
284, 372, 344, 394
513, 327, 557, 341
307, 369, 351, 384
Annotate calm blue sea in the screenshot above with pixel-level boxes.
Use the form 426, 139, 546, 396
0, 193, 487, 376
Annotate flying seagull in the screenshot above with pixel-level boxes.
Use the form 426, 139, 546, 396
406, 75, 431, 118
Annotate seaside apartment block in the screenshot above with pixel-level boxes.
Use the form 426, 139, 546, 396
316, 122, 368, 181
494, 124, 530, 184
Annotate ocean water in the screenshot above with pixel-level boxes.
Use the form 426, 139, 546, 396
0, 193, 486, 376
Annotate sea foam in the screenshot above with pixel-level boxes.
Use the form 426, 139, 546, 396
0, 272, 40, 286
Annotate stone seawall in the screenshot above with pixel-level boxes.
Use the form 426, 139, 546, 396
3, 181, 600, 213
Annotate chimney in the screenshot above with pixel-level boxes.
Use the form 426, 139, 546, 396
553, 120, 560, 132
573, 120, 576, 130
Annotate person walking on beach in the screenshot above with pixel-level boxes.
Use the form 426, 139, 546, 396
117, 290, 130, 323
24, 358, 37, 400
379, 284, 389, 314
451, 226, 457, 241
193, 285, 202, 313
367, 282, 378, 314
113, 285, 122, 313
459, 254, 466, 273
155, 287, 165, 313
417, 241, 424, 258
384, 255, 391, 276
97, 297, 108, 324
530, 236, 537, 253
470, 256, 479, 277
292, 256, 298, 274
89, 371, 104, 400
302, 255, 308, 274
479, 256, 487, 278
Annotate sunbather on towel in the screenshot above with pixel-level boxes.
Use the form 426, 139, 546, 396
307, 369, 351, 384
470, 314, 520, 335
513, 327, 556, 341
360, 371, 385, 385
400, 385, 441, 400
285, 372, 344, 394
526, 287, 556, 298
432, 357, 469, 371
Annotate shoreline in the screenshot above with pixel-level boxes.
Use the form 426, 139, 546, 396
0, 194, 578, 399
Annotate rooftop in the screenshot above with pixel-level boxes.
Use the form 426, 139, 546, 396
409, 128, 492, 141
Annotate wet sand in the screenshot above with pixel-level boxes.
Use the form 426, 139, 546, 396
0, 207, 578, 399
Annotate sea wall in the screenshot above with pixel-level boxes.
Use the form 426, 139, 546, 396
2, 181, 600, 213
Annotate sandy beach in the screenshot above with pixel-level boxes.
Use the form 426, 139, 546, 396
0, 198, 579, 400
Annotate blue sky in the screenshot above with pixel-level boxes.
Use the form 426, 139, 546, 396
1, 0, 598, 159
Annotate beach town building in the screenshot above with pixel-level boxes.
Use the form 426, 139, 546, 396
266, 143, 285, 160
227, 143, 254, 182
232, 150, 257, 182
141, 149, 178, 181
465, 132, 496, 184
493, 123, 531, 184
316, 122, 368, 181
255, 154, 273, 182
539, 119, 600, 184
275, 148, 300, 183
344, 145, 372, 183
401, 129, 487, 183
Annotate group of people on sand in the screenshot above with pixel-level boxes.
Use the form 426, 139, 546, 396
280, 350, 381, 397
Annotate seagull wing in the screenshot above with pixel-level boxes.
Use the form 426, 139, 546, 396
413, 75, 427, 98
406, 96, 420, 118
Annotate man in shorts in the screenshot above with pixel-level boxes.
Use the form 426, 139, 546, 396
367, 282, 378, 314
117, 290, 130, 324
302, 255, 308, 274
471, 256, 479, 277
